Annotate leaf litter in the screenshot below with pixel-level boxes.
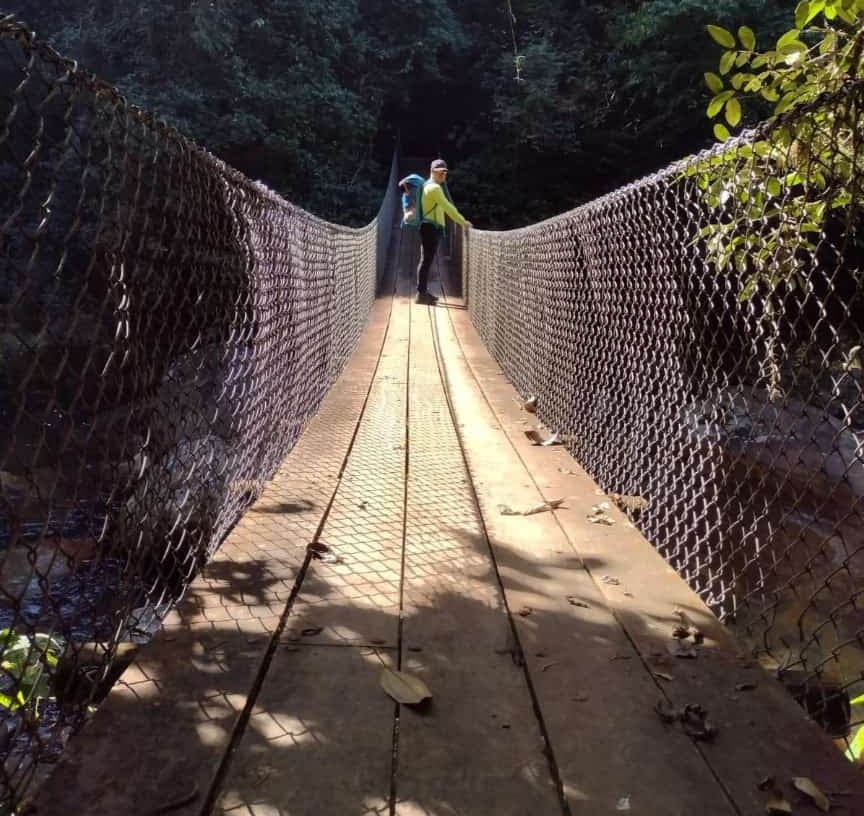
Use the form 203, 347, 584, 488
792, 777, 830, 812
587, 501, 615, 525
379, 667, 432, 705
608, 493, 649, 512
524, 429, 562, 446
498, 498, 564, 516
307, 541, 342, 564
654, 700, 717, 741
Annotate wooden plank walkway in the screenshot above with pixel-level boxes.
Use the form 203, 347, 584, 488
30, 242, 864, 815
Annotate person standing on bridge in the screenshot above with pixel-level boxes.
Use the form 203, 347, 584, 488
416, 159, 471, 304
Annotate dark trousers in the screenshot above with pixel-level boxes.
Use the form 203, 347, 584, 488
416, 223, 442, 293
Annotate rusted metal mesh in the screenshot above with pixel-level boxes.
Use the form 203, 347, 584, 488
464, 83, 864, 757
0, 18, 398, 807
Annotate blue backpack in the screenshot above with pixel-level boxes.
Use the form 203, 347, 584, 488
399, 174, 426, 228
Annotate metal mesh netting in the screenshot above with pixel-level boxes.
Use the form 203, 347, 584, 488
464, 83, 864, 757
0, 18, 398, 807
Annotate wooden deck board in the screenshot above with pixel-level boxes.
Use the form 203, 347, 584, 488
393, 292, 562, 815
439, 280, 864, 813
429, 291, 739, 816
28, 254, 864, 816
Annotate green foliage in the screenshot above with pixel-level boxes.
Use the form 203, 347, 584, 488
690, 0, 864, 298
8, 0, 802, 226
0, 629, 64, 713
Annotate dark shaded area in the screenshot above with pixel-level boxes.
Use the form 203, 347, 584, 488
8, 0, 792, 228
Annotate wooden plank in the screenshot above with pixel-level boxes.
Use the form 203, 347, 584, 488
395, 297, 561, 815
281, 273, 411, 648
214, 645, 395, 816
443, 288, 864, 812
431, 291, 739, 816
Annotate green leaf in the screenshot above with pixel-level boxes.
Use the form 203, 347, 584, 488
0, 691, 23, 712
705, 72, 724, 93
795, 1, 811, 27
804, 0, 827, 24
714, 123, 731, 141
775, 91, 800, 114
767, 178, 782, 196
820, 30, 837, 54
744, 76, 763, 92
708, 90, 734, 118
779, 42, 808, 65
720, 50, 736, 75
708, 25, 736, 48
777, 29, 804, 49
726, 98, 742, 127
739, 26, 756, 50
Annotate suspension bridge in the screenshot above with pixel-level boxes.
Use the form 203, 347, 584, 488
0, 17, 863, 816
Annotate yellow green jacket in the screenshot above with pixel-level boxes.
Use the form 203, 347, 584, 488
422, 181, 468, 228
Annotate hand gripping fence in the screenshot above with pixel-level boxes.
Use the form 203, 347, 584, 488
462, 80, 864, 757
0, 18, 399, 808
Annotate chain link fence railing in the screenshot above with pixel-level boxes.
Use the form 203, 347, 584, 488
464, 81, 864, 761
0, 17, 399, 810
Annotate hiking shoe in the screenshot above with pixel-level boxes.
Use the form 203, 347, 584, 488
416, 291, 438, 305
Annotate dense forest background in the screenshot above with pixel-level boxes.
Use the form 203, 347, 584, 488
10, 1, 791, 227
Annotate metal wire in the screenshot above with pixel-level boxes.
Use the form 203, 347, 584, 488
0, 18, 399, 808
464, 82, 864, 753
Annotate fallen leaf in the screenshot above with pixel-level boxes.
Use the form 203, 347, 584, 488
566, 596, 589, 608
379, 667, 432, 705
522, 396, 538, 413
307, 541, 341, 564
765, 797, 792, 814
601, 575, 621, 586
757, 777, 775, 792
558, 467, 577, 475
680, 704, 716, 741
522, 498, 565, 515
653, 672, 674, 682
735, 682, 757, 692
572, 692, 589, 702
587, 502, 615, 525
541, 661, 559, 672
517, 606, 533, 617
609, 493, 649, 512
616, 796, 631, 812
301, 626, 323, 637
654, 699, 678, 723
792, 777, 830, 812
498, 500, 564, 516
673, 608, 704, 643
524, 429, 563, 446
667, 639, 698, 659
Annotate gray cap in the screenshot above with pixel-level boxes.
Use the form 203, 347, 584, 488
430, 159, 448, 172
